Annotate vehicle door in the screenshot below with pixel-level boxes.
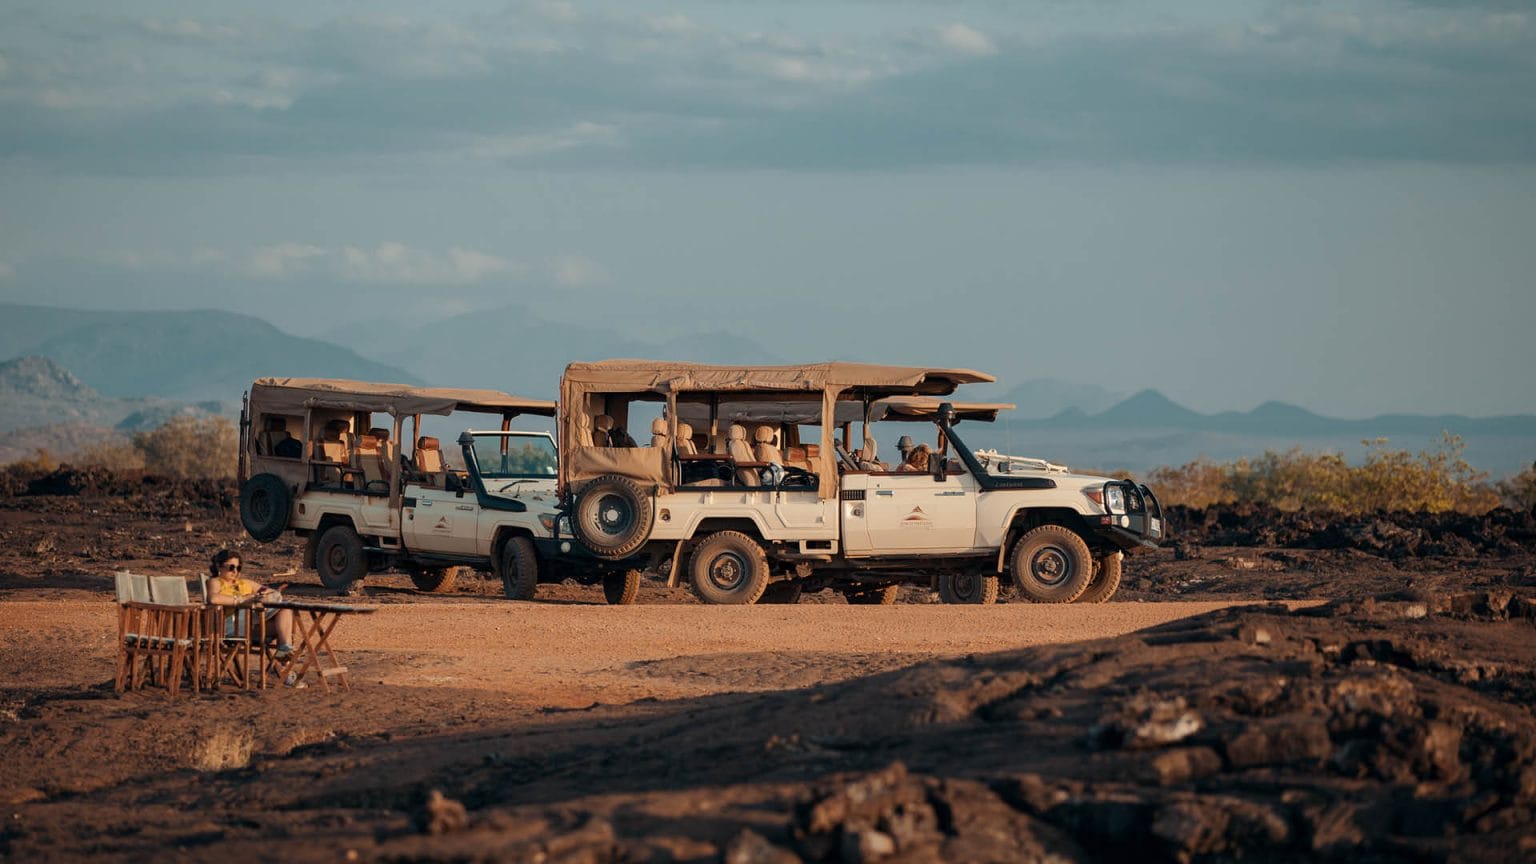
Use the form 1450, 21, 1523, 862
862, 468, 979, 553
401, 482, 480, 555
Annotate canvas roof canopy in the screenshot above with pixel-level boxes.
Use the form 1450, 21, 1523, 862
250, 378, 556, 418
874, 397, 1015, 423
560, 360, 993, 398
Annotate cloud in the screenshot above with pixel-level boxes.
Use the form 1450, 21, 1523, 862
550, 255, 609, 288
107, 243, 520, 285
939, 23, 997, 57
1, 4, 1533, 173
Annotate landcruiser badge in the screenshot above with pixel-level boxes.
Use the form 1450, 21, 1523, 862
432, 516, 452, 533
901, 506, 933, 529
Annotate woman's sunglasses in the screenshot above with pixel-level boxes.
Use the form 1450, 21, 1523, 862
222, 563, 242, 572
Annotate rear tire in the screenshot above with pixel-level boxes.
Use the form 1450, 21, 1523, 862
315, 524, 367, 592
1010, 525, 1093, 603
603, 570, 642, 605
843, 584, 900, 605
1077, 552, 1123, 603
938, 572, 999, 604
688, 531, 769, 605
499, 536, 539, 601
410, 566, 461, 593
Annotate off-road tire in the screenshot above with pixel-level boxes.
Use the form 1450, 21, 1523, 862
688, 531, 769, 605
1010, 524, 1093, 603
1077, 552, 1123, 604
760, 580, 804, 605
315, 524, 367, 592
843, 584, 901, 605
498, 536, 539, 601
239, 473, 291, 543
603, 570, 642, 605
410, 566, 461, 593
572, 475, 655, 560
938, 572, 999, 604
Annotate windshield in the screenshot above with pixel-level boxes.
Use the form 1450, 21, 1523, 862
468, 433, 557, 479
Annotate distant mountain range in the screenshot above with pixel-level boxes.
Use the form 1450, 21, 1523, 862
0, 303, 417, 402
2, 303, 1533, 476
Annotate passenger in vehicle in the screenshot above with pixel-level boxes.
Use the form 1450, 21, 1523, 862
895, 435, 915, 466
898, 443, 932, 473
272, 428, 302, 459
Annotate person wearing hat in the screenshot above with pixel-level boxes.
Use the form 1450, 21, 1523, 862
895, 435, 915, 465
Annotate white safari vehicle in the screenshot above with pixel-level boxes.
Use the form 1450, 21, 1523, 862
556, 361, 1165, 605
238, 378, 643, 603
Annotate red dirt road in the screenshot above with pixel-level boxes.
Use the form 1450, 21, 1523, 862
0, 598, 1251, 706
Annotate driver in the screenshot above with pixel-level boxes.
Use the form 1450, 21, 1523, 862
898, 443, 932, 473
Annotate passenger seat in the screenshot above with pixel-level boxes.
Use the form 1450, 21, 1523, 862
649, 417, 669, 449
726, 424, 759, 487
414, 436, 444, 487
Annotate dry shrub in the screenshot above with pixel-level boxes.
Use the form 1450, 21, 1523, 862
74, 439, 145, 472
191, 727, 254, 772
1148, 432, 1501, 515
132, 416, 237, 479
1498, 462, 1536, 511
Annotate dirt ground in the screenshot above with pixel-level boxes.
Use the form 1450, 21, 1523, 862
2, 470, 1535, 861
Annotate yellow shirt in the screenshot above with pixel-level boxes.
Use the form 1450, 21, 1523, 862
213, 576, 261, 599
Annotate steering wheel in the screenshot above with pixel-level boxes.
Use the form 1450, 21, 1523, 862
832, 441, 862, 472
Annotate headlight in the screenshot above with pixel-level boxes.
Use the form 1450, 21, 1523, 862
1104, 486, 1126, 514
538, 512, 559, 532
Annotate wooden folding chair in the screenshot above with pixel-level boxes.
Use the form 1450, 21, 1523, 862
114, 574, 199, 699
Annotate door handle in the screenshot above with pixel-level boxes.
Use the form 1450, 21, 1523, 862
456, 504, 475, 511
935, 491, 965, 497
875, 490, 894, 496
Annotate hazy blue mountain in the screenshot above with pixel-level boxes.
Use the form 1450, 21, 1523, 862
1, 304, 419, 401
0, 354, 222, 442
991, 378, 1123, 419
326, 304, 781, 397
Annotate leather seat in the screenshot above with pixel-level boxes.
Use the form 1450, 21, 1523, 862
675, 423, 698, 456
414, 436, 444, 486
649, 417, 670, 449
753, 426, 783, 463
726, 424, 759, 487
594, 415, 615, 447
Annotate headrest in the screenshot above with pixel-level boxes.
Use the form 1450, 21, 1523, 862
265, 416, 287, 431
676, 423, 693, 439
369, 427, 389, 440
355, 434, 380, 451
417, 436, 439, 451
324, 419, 349, 436
728, 424, 747, 441
753, 426, 774, 444
650, 417, 668, 435
594, 414, 615, 431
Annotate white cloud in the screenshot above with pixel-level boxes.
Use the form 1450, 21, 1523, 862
939, 22, 997, 57
550, 254, 609, 288
105, 243, 519, 285
467, 122, 620, 160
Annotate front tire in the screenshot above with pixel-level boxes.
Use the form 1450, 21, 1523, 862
603, 570, 641, 605
842, 584, 900, 605
1010, 525, 1093, 603
688, 531, 769, 605
315, 524, 367, 592
1077, 552, 1123, 603
499, 536, 539, 601
410, 566, 461, 593
938, 572, 999, 604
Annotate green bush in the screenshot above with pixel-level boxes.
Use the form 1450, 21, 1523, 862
1148, 432, 1502, 514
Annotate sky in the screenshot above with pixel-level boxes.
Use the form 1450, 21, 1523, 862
1, 0, 1533, 417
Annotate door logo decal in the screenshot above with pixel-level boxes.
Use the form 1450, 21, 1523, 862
432, 516, 452, 534
900, 506, 933, 529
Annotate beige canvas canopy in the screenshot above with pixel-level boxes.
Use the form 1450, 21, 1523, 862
874, 397, 1015, 423
674, 397, 1015, 426
250, 378, 556, 418
559, 361, 995, 499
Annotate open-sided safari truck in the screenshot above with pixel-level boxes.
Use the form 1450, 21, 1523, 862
557, 361, 1165, 605
238, 378, 644, 603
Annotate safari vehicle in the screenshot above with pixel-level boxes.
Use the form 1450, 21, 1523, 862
237, 378, 642, 603
556, 361, 1165, 605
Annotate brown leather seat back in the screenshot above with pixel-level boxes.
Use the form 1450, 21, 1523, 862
753, 425, 783, 463
649, 417, 669, 449
415, 436, 443, 475
675, 423, 697, 456
727, 424, 759, 487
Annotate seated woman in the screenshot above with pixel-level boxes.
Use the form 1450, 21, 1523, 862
206, 549, 294, 660
897, 443, 932, 473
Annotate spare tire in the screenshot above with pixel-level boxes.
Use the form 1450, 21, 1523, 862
239, 473, 291, 543
572, 474, 654, 560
